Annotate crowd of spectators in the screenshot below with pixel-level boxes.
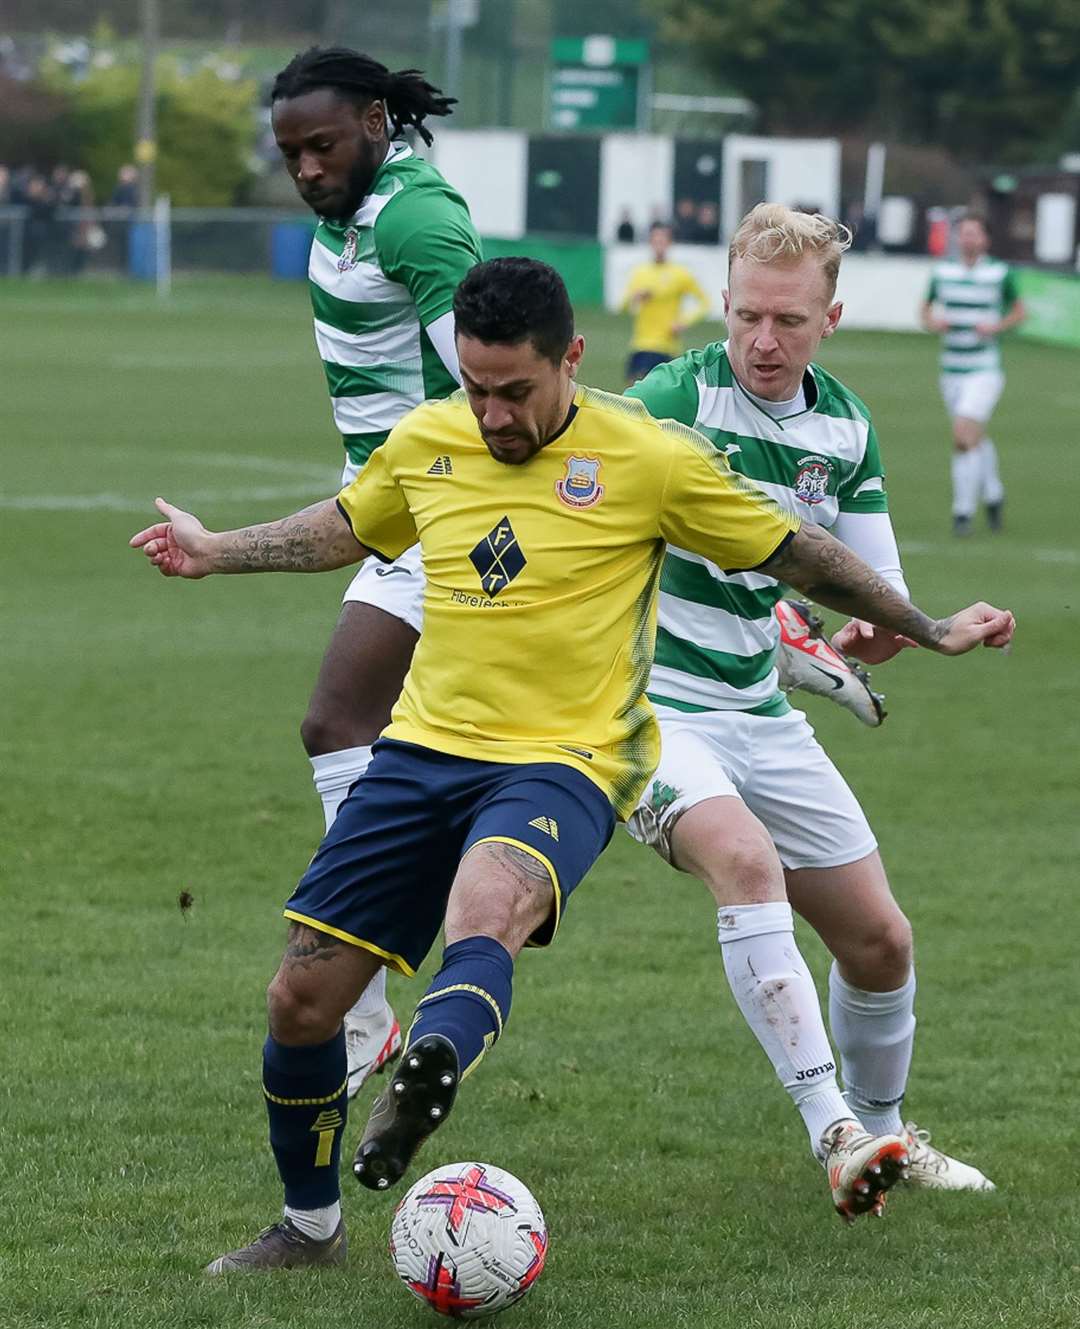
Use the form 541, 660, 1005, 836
0, 162, 139, 275
614, 197, 722, 246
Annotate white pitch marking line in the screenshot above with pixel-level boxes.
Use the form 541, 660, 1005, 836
901, 540, 1079, 564
91, 445, 333, 481
0, 484, 326, 513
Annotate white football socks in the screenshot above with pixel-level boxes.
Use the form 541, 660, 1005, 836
284, 1201, 341, 1242
951, 447, 981, 518
310, 744, 389, 1022
310, 744, 373, 832
828, 963, 916, 1137
978, 438, 1005, 505
718, 902, 852, 1157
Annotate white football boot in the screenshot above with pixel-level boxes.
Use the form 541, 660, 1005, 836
345, 1002, 402, 1100
774, 599, 886, 727
902, 1122, 996, 1191
821, 1120, 910, 1222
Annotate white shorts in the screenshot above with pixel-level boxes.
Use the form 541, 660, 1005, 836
939, 370, 1004, 424
341, 542, 425, 634
339, 453, 425, 634
627, 706, 877, 871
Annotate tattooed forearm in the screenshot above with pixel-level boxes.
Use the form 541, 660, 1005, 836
763, 524, 952, 649
210, 499, 366, 574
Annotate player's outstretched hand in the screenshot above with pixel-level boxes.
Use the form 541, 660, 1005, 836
832, 618, 919, 665
129, 498, 215, 579
936, 603, 1015, 655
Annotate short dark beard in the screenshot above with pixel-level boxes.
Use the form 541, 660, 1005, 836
321, 140, 385, 220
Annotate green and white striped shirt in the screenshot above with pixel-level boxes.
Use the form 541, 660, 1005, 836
925, 257, 1019, 374
627, 343, 890, 716
309, 143, 482, 471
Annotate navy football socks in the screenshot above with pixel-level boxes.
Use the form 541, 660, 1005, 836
263, 1029, 348, 1209
409, 935, 514, 1077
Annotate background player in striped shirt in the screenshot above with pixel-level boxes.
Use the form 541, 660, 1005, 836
921, 212, 1026, 535
627, 205, 1000, 1213
621, 221, 709, 385
270, 47, 482, 1091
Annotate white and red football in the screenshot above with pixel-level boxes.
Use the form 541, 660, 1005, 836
389, 1161, 548, 1319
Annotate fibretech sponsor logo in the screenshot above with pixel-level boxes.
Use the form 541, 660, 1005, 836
427, 455, 453, 475
450, 588, 525, 609
794, 1061, 835, 1081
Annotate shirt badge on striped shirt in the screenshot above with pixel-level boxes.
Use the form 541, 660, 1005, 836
336, 227, 359, 273
555, 455, 604, 510
792, 455, 833, 505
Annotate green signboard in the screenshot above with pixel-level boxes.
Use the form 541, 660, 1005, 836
1019, 267, 1080, 348
547, 36, 649, 131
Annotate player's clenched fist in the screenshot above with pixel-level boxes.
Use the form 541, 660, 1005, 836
129, 498, 215, 579
935, 602, 1015, 655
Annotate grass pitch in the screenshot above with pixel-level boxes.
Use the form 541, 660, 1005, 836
2, 276, 1078, 1328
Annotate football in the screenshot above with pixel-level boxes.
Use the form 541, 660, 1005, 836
389, 1162, 548, 1318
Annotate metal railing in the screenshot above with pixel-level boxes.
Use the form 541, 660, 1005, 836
0, 204, 315, 281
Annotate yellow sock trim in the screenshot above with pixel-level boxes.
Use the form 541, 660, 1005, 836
416, 982, 504, 1039
262, 1075, 349, 1107
460, 1030, 496, 1081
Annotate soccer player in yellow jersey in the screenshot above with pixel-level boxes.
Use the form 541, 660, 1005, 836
132, 259, 1014, 1272
621, 221, 709, 384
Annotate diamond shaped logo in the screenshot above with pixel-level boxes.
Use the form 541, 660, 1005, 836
468, 517, 526, 598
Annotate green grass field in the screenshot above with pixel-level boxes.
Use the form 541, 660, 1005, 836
2, 276, 1078, 1328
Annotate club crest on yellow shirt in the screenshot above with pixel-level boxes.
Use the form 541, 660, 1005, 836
555, 455, 604, 510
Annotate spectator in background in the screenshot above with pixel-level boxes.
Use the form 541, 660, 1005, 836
615, 208, 635, 243
674, 195, 700, 243
0, 164, 10, 205
51, 164, 79, 208
22, 174, 56, 274
111, 163, 139, 209
844, 199, 873, 251
696, 200, 719, 244
9, 165, 34, 205
621, 220, 710, 385
67, 169, 101, 274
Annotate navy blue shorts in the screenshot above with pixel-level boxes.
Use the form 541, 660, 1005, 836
626, 350, 673, 382
284, 740, 616, 976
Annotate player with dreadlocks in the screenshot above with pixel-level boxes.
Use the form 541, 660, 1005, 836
260, 47, 482, 1137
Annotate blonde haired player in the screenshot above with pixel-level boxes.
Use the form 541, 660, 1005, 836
627, 203, 1002, 1218
921, 212, 1026, 535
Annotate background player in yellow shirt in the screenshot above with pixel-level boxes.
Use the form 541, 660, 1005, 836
622, 220, 710, 384
132, 259, 1014, 1272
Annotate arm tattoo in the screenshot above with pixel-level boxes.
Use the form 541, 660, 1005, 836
763, 524, 952, 648
212, 498, 365, 574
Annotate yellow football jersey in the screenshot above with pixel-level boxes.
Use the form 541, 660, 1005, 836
622, 261, 709, 356
336, 386, 797, 818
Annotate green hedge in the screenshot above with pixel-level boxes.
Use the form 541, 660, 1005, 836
42, 59, 257, 206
